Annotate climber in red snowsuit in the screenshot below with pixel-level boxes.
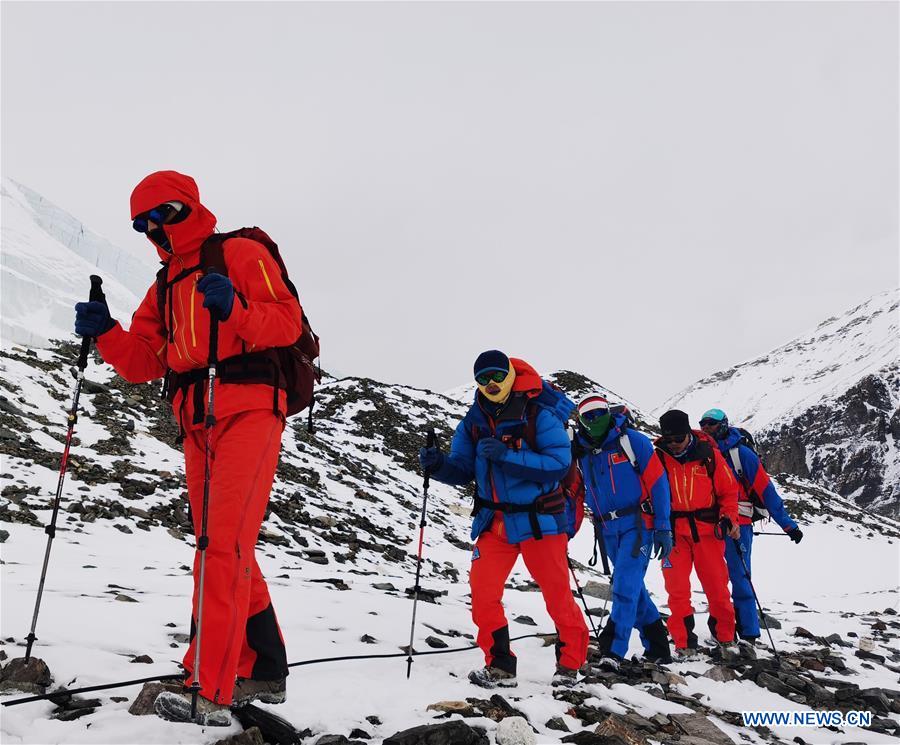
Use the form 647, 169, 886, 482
74, 171, 300, 722
654, 410, 740, 657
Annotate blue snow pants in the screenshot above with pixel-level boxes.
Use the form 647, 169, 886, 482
602, 521, 662, 658
725, 524, 759, 638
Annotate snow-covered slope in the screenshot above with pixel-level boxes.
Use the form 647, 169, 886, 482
1, 177, 157, 347
657, 290, 899, 516
2, 342, 899, 745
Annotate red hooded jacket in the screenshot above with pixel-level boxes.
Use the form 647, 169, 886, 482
96, 171, 302, 428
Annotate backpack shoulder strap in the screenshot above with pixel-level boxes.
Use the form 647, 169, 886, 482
728, 446, 744, 479
155, 264, 168, 324
523, 399, 540, 452
201, 233, 229, 276
618, 431, 640, 472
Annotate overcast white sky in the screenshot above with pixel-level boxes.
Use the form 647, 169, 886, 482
2, 1, 897, 408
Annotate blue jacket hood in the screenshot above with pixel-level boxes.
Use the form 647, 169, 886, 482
718, 426, 744, 451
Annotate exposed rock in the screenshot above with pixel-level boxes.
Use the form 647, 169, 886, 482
212, 727, 265, 745
513, 615, 537, 627
384, 720, 489, 745
349, 729, 372, 741
669, 713, 735, 744
425, 636, 449, 649
545, 717, 570, 732
496, 716, 535, 745
703, 665, 738, 682
128, 681, 184, 715
581, 581, 611, 600
427, 701, 476, 716
0, 657, 52, 689
130, 654, 154, 664
594, 713, 650, 744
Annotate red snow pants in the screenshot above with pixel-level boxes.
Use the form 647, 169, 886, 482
181, 409, 288, 705
470, 531, 588, 673
662, 521, 736, 648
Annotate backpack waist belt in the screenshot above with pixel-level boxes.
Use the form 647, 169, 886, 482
473, 489, 565, 541
670, 506, 720, 542
164, 349, 285, 437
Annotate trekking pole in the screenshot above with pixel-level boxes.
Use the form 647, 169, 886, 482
406, 427, 436, 679
24, 276, 105, 663
753, 532, 789, 537
732, 537, 779, 662
568, 556, 600, 643
189, 292, 220, 720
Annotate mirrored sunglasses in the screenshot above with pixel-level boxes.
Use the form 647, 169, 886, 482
476, 370, 508, 386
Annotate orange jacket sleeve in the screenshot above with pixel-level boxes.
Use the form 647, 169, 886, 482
95, 284, 168, 383
711, 448, 739, 523
223, 238, 303, 348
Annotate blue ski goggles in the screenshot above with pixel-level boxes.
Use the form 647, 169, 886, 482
132, 203, 182, 233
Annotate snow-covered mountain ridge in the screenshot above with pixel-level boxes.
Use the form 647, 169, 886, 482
1, 177, 157, 348
659, 290, 899, 517
2, 341, 899, 745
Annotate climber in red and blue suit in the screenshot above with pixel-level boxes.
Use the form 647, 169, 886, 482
700, 409, 802, 643
574, 395, 673, 669
418, 350, 588, 689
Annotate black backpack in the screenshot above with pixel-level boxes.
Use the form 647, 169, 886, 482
157, 227, 321, 430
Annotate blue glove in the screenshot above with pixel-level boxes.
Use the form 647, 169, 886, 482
419, 447, 443, 473
74, 301, 114, 337
652, 530, 673, 561
197, 272, 235, 320
477, 437, 507, 461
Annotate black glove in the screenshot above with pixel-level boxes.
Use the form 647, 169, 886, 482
787, 527, 803, 544
74, 301, 114, 337
418, 447, 443, 473
717, 517, 733, 539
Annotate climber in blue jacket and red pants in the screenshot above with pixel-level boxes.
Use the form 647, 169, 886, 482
700, 408, 803, 644
575, 395, 673, 669
419, 350, 588, 689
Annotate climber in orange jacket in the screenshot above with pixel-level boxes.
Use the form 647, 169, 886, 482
74, 170, 301, 725
654, 410, 740, 659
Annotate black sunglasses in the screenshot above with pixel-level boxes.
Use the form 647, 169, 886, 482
699, 419, 722, 428
476, 370, 508, 386
662, 434, 688, 444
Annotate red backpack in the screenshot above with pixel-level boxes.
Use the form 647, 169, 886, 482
156, 227, 321, 429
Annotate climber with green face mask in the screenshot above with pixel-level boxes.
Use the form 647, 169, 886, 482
574, 395, 674, 670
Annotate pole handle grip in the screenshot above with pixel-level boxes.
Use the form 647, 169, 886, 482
89, 275, 105, 304
77, 276, 105, 370
423, 427, 437, 489
205, 269, 220, 366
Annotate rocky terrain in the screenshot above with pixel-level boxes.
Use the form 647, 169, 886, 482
2, 340, 899, 745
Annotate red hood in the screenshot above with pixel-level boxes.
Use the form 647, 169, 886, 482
130, 170, 217, 260
509, 358, 543, 397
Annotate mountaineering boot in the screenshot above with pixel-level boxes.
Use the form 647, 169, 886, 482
232, 676, 287, 707
596, 655, 622, 673
154, 689, 232, 726
673, 647, 700, 661
642, 619, 673, 665
468, 666, 517, 689
551, 665, 578, 688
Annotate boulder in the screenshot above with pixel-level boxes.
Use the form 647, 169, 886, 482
213, 726, 265, 745
128, 681, 184, 715
496, 717, 536, 745
0, 657, 52, 689
384, 720, 489, 745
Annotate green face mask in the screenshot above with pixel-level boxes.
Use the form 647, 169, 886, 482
580, 412, 612, 440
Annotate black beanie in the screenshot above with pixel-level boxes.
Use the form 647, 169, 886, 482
473, 350, 510, 379
659, 409, 691, 437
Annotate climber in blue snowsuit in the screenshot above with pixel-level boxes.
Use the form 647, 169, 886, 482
700, 409, 803, 642
575, 396, 673, 666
